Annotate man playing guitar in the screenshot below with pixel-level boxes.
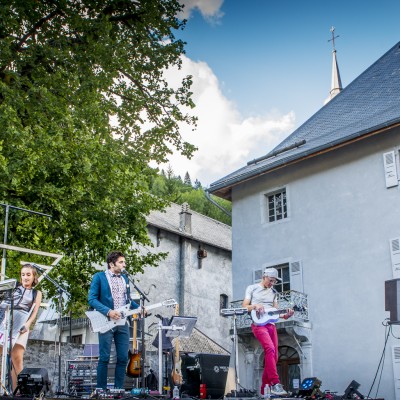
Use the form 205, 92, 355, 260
88, 251, 139, 389
242, 268, 293, 397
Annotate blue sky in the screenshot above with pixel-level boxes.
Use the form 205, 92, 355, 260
160, 0, 400, 186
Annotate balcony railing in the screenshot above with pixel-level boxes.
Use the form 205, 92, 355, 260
230, 290, 309, 330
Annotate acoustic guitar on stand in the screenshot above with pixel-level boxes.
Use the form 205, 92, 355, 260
171, 304, 183, 386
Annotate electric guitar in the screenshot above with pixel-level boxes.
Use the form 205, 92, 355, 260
86, 298, 177, 333
171, 304, 183, 386
250, 305, 303, 326
126, 317, 141, 378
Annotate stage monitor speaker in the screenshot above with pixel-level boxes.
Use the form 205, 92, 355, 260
16, 367, 50, 396
180, 353, 230, 399
385, 278, 400, 324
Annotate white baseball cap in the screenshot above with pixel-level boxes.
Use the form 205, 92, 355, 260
263, 268, 281, 281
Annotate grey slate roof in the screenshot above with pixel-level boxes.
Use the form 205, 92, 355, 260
146, 203, 232, 251
209, 41, 400, 199
172, 327, 230, 355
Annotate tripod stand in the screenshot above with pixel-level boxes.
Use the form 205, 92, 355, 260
221, 308, 248, 393
0, 278, 18, 395
32, 264, 70, 394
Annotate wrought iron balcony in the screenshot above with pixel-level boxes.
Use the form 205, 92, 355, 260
229, 290, 309, 330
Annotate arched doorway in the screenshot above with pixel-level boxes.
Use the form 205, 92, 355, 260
277, 345, 300, 393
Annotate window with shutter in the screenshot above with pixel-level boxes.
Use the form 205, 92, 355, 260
390, 238, 400, 278
383, 151, 398, 188
392, 346, 400, 399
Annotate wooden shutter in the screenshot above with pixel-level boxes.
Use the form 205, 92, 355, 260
253, 269, 263, 283
390, 238, 400, 278
289, 260, 304, 292
383, 151, 398, 188
392, 346, 400, 399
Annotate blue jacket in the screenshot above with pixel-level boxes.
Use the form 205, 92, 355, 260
88, 271, 139, 316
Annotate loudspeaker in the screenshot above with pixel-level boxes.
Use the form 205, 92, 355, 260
343, 380, 364, 399
180, 353, 230, 399
16, 367, 50, 396
385, 279, 400, 324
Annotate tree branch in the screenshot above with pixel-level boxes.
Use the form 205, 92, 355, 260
14, 9, 62, 52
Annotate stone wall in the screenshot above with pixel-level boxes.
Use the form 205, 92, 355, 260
23, 339, 84, 391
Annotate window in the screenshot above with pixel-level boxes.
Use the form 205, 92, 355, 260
383, 151, 398, 188
273, 263, 290, 293
266, 189, 287, 222
68, 335, 83, 344
220, 294, 228, 310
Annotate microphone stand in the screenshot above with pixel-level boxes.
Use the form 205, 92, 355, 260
36, 266, 71, 394
122, 271, 149, 395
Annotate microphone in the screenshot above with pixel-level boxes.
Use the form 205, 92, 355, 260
121, 269, 131, 278
32, 263, 46, 273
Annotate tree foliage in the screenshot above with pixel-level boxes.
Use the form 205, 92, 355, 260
150, 169, 232, 226
0, 0, 196, 313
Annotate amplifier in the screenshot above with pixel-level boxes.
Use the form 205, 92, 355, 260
65, 359, 135, 396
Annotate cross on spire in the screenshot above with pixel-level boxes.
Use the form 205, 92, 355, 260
328, 26, 339, 51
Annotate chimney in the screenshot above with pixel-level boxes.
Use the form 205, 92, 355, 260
179, 203, 192, 234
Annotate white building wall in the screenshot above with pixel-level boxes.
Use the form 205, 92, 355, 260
230, 128, 400, 400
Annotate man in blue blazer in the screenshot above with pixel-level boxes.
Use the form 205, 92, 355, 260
88, 251, 139, 389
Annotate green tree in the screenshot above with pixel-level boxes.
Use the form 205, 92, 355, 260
149, 170, 232, 225
183, 171, 192, 187
194, 179, 202, 189
0, 0, 196, 313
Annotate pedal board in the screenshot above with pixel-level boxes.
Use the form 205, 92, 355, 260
225, 389, 258, 399
93, 388, 127, 399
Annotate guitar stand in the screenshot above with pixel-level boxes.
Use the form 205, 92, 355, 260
123, 271, 150, 396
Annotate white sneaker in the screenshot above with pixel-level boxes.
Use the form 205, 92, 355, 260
270, 383, 287, 396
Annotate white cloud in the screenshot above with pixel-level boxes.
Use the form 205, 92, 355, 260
179, 0, 224, 22
157, 56, 296, 187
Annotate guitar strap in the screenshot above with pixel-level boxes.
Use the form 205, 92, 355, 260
250, 285, 278, 305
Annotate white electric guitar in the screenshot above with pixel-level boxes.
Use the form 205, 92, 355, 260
251, 305, 301, 326
86, 298, 177, 333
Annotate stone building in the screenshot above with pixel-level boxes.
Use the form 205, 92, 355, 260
32, 203, 232, 389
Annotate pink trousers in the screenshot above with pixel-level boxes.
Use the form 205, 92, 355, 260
251, 323, 279, 394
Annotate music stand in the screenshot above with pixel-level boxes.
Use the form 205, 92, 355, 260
0, 278, 17, 395
220, 308, 248, 392
157, 316, 197, 394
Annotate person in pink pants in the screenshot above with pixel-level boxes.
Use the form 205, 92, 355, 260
242, 268, 294, 397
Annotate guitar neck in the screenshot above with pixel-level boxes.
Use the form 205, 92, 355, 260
174, 304, 180, 361
132, 318, 137, 351
270, 308, 289, 316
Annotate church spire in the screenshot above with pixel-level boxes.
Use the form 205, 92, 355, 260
324, 26, 342, 104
